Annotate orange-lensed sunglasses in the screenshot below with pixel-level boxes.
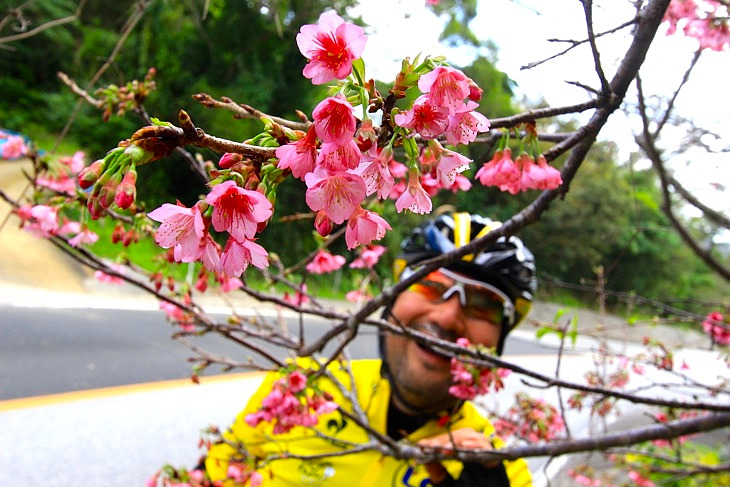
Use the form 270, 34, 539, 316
406, 267, 514, 326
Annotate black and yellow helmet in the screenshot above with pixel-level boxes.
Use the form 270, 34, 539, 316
393, 211, 537, 354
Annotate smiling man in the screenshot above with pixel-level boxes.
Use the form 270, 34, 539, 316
205, 211, 536, 487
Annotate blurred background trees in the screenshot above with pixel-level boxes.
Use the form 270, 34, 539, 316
1, 0, 727, 311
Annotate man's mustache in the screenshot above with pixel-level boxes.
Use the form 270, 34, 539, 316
413, 321, 459, 344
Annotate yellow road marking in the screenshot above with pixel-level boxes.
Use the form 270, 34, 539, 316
0, 371, 266, 412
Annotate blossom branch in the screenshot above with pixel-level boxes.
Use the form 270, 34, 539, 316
412, 411, 730, 463
192, 93, 310, 131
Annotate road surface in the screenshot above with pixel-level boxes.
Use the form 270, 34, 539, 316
0, 303, 556, 399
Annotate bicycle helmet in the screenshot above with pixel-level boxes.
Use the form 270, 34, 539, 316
392, 211, 537, 355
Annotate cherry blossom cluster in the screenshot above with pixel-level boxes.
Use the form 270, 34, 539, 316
448, 338, 511, 400
702, 311, 730, 345
275, 12, 499, 249
147, 179, 272, 278
475, 145, 562, 194
147, 462, 263, 487
305, 243, 386, 275
0, 129, 29, 160
664, 0, 730, 51
492, 391, 566, 443
14, 203, 98, 247
35, 151, 87, 195
146, 466, 210, 487
106, 10, 565, 287
245, 368, 338, 435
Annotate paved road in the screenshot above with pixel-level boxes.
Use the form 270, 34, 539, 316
0, 303, 554, 400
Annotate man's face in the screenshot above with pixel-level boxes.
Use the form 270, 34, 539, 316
385, 269, 505, 414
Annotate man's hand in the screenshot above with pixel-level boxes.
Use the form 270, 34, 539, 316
418, 428, 498, 486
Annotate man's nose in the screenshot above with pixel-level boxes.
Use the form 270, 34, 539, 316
432, 293, 467, 333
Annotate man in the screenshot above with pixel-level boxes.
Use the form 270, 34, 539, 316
205, 211, 536, 486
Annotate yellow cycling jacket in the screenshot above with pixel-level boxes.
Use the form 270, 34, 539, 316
206, 359, 532, 487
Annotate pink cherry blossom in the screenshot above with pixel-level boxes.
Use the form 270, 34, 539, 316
284, 283, 311, 306
1, 134, 29, 160
429, 141, 472, 187
312, 94, 357, 144
532, 155, 563, 190
306, 249, 346, 274
308, 394, 338, 416
68, 227, 99, 247
475, 148, 520, 189
449, 338, 514, 400
304, 167, 366, 224
418, 66, 470, 113
703, 311, 730, 345
61, 151, 86, 174
287, 370, 308, 393
354, 146, 396, 199
665, 0, 698, 36
395, 168, 432, 214
94, 263, 125, 286
350, 244, 387, 269
664, 0, 730, 51
346, 289, 372, 303
206, 180, 273, 240
420, 172, 442, 197
451, 174, 472, 192
276, 126, 318, 179
296, 11, 367, 85
345, 207, 391, 249
159, 300, 195, 332
58, 220, 80, 236
148, 202, 206, 263
394, 95, 449, 139
568, 470, 601, 487
249, 471, 264, 487
37, 155, 81, 194
628, 470, 655, 487
686, 17, 730, 51
218, 274, 243, 293
197, 233, 221, 272
218, 237, 269, 277
445, 101, 491, 146
24, 204, 60, 237
317, 139, 362, 172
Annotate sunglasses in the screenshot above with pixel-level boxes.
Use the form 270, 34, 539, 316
405, 268, 514, 326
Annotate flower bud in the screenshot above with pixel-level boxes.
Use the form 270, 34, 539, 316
87, 197, 105, 220
123, 143, 154, 165
122, 229, 138, 247
78, 160, 104, 189
467, 78, 483, 102
314, 210, 333, 237
114, 169, 137, 209
112, 222, 125, 244
218, 152, 243, 169
98, 176, 120, 209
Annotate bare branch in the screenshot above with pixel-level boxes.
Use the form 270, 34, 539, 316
0, 0, 88, 46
